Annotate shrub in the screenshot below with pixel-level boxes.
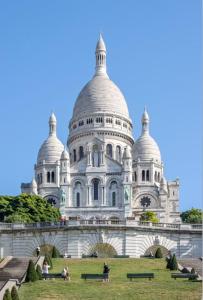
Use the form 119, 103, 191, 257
170, 254, 178, 270
44, 254, 53, 270
3, 289, 12, 300
25, 260, 38, 282
166, 255, 172, 269
52, 246, 60, 258
155, 247, 163, 258
11, 286, 19, 300
36, 264, 42, 280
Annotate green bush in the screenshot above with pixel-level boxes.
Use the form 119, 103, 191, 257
3, 289, 12, 300
25, 260, 38, 282
11, 286, 19, 300
44, 254, 53, 270
52, 246, 60, 258
36, 264, 42, 280
155, 247, 163, 258
170, 254, 178, 270
166, 254, 172, 269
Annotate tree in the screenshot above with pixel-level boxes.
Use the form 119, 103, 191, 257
25, 260, 38, 282
0, 194, 60, 223
36, 264, 42, 280
3, 289, 12, 300
155, 247, 163, 258
44, 254, 53, 270
52, 246, 60, 258
11, 286, 19, 300
166, 254, 172, 269
140, 211, 159, 223
170, 254, 178, 271
180, 208, 202, 224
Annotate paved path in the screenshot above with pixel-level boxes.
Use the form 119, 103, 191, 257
178, 258, 202, 277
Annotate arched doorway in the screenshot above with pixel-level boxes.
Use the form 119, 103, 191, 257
144, 245, 169, 257
88, 243, 117, 258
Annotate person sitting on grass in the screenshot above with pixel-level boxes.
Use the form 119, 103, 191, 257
61, 266, 70, 281
103, 262, 110, 282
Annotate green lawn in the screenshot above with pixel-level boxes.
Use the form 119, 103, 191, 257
18, 258, 202, 300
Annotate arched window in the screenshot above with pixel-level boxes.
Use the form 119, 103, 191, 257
146, 170, 150, 181
73, 149, 77, 162
142, 170, 145, 181
37, 174, 40, 184
154, 171, 157, 182
79, 146, 84, 160
40, 173, 43, 184
158, 172, 160, 182
106, 144, 113, 158
51, 171, 55, 183
112, 192, 116, 207
116, 145, 121, 162
76, 192, 80, 207
47, 172, 50, 183
92, 178, 99, 200
134, 171, 137, 182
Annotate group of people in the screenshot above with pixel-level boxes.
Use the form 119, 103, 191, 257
41, 261, 110, 282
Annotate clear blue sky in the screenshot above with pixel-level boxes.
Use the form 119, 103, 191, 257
0, 0, 201, 211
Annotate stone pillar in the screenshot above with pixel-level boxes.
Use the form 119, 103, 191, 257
56, 163, 60, 187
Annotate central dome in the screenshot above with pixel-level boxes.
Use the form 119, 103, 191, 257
72, 75, 130, 119
71, 35, 130, 121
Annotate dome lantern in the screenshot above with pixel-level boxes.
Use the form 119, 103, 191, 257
95, 34, 108, 77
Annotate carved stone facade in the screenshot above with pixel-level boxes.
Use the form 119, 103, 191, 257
21, 35, 180, 223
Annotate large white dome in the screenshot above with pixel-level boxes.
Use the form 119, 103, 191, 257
37, 135, 64, 164
72, 75, 130, 119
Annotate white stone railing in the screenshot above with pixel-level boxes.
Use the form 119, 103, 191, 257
0, 221, 201, 231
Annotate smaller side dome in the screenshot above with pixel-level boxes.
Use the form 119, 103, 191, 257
133, 109, 161, 163
37, 113, 64, 164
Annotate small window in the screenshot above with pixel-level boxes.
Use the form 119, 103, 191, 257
47, 172, 50, 183
73, 149, 77, 162
112, 192, 116, 207
76, 192, 80, 207
142, 170, 145, 181
79, 146, 84, 160
134, 171, 137, 182
93, 178, 99, 200
146, 170, 150, 181
106, 144, 113, 158
51, 171, 55, 183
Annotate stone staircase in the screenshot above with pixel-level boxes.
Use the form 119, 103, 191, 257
0, 256, 40, 298
178, 258, 202, 277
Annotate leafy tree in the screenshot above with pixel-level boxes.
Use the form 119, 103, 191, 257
155, 247, 163, 258
180, 208, 202, 224
11, 286, 19, 300
52, 246, 60, 258
25, 260, 38, 282
36, 264, 42, 280
3, 289, 12, 300
0, 194, 60, 223
44, 254, 53, 270
140, 211, 159, 223
169, 254, 178, 271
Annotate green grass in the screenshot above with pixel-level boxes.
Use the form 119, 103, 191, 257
18, 258, 202, 300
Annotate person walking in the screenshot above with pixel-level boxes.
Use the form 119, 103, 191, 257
61, 266, 70, 281
36, 246, 40, 257
103, 262, 110, 282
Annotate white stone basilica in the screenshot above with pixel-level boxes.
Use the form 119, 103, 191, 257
21, 35, 180, 223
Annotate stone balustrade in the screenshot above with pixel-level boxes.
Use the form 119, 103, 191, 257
0, 220, 201, 231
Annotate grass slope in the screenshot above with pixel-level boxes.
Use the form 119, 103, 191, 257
18, 258, 202, 300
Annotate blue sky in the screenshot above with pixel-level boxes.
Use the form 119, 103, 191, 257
0, 0, 201, 211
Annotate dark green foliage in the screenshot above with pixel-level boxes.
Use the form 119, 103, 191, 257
3, 289, 12, 300
140, 211, 159, 223
170, 254, 178, 270
180, 208, 202, 224
166, 254, 172, 269
11, 286, 19, 300
155, 247, 163, 258
25, 260, 38, 282
44, 254, 53, 270
52, 246, 60, 258
36, 264, 42, 280
0, 194, 60, 223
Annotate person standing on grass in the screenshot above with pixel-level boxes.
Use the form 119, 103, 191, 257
103, 262, 110, 282
42, 261, 50, 280
61, 266, 70, 281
